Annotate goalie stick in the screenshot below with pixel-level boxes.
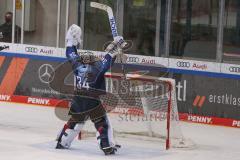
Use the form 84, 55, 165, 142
90, 2, 120, 40
90, 2, 127, 78
77, 3, 126, 145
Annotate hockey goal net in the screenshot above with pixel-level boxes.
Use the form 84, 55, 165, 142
81, 72, 193, 149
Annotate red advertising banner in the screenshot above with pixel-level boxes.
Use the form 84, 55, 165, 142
179, 113, 240, 128
1, 93, 239, 128
0, 94, 69, 108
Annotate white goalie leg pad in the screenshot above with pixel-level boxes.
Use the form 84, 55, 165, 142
60, 123, 84, 148
106, 116, 115, 147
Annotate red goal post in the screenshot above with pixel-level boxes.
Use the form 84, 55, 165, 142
80, 72, 194, 149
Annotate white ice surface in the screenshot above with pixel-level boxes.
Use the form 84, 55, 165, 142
0, 102, 239, 160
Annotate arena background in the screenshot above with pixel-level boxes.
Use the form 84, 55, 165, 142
1, 0, 240, 128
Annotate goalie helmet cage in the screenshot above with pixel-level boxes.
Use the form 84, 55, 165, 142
81, 72, 193, 150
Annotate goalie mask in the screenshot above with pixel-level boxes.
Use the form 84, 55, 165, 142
77, 51, 101, 64
80, 54, 97, 64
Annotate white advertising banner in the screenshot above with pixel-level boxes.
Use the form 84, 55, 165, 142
0, 43, 64, 58
1, 42, 240, 76
221, 63, 240, 75
169, 58, 221, 73
125, 54, 168, 67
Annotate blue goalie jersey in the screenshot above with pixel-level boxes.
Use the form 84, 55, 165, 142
66, 46, 115, 91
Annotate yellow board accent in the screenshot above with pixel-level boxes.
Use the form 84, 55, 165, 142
133, 0, 145, 7
16, 0, 22, 10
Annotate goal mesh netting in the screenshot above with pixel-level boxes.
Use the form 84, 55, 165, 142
81, 72, 194, 149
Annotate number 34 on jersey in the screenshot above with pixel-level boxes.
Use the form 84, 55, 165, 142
76, 76, 90, 89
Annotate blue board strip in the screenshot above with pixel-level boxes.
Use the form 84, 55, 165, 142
0, 51, 66, 62
117, 63, 240, 79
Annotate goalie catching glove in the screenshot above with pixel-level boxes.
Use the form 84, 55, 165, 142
66, 24, 82, 47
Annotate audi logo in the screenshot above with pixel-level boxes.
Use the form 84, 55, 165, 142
127, 57, 140, 63
25, 47, 38, 53
229, 66, 240, 73
177, 61, 191, 68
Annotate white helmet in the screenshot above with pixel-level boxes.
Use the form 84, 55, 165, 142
66, 24, 82, 47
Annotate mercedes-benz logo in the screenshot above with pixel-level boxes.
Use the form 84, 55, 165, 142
38, 64, 55, 84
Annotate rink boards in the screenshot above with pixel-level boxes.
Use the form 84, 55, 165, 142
0, 42, 239, 128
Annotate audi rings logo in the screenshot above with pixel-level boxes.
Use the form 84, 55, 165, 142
38, 64, 55, 84
229, 66, 240, 73
127, 57, 140, 63
177, 61, 191, 68
25, 47, 38, 53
